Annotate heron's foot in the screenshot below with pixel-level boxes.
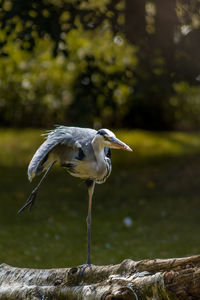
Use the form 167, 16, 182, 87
78, 263, 93, 277
17, 188, 38, 214
67, 263, 93, 285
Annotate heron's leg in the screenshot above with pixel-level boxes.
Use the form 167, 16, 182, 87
86, 180, 95, 265
17, 161, 56, 214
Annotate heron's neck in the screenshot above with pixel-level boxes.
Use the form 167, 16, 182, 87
92, 137, 106, 163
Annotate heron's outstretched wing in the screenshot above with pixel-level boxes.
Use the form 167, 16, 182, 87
28, 133, 72, 181
28, 126, 96, 181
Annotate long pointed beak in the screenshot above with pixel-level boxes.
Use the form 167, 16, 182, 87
109, 137, 133, 152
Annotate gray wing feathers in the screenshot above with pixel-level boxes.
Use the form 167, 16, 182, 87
28, 135, 69, 181
27, 126, 97, 181
28, 129, 76, 181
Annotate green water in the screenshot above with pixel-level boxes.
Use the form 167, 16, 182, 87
0, 129, 200, 268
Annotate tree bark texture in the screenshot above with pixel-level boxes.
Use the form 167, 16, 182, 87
1, 255, 200, 299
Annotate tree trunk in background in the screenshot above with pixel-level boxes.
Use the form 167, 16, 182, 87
125, 0, 178, 71
124, 0, 180, 130
124, 0, 146, 45
154, 0, 178, 70
124, 0, 200, 83
1, 255, 200, 299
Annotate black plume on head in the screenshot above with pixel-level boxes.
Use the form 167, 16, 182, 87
97, 129, 107, 136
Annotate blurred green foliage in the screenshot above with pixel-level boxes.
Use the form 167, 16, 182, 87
1, 0, 200, 129
170, 82, 200, 130
0, 25, 136, 127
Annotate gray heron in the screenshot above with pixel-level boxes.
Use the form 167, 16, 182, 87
18, 126, 132, 265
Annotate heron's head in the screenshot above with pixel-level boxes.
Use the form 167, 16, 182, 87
95, 129, 132, 151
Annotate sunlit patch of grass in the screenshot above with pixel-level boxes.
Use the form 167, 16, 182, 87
0, 128, 44, 166
1, 128, 200, 167
1, 128, 200, 268
114, 130, 200, 166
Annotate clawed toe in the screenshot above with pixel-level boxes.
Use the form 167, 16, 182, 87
17, 189, 38, 214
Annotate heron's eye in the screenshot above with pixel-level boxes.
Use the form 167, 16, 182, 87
104, 135, 110, 141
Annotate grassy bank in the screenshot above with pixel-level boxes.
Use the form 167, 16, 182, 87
0, 128, 200, 268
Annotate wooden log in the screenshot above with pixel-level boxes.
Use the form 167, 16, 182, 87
0, 255, 200, 299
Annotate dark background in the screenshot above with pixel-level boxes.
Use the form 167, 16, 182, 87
1, 0, 200, 130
